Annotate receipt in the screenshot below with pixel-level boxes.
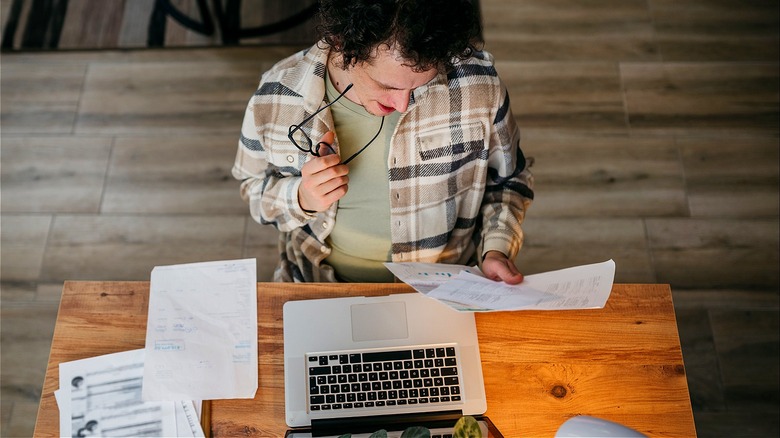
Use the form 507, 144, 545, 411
143, 258, 258, 401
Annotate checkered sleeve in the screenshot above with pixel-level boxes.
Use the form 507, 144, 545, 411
232, 84, 315, 233
479, 79, 534, 260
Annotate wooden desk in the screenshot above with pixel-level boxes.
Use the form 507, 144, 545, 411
34, 282, 696, 437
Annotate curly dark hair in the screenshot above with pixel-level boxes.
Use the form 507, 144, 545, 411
317, 0, 483, 73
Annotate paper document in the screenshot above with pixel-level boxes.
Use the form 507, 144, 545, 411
57, 349, 181, 438
386, 259, 615, 312
381, 262, 483, 293
143, 258, 258, 401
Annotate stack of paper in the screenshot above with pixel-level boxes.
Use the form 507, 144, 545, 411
56, 349, 203, 437
54, 258, 258, 437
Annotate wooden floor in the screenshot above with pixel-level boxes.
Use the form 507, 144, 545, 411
1, 0, 778, 436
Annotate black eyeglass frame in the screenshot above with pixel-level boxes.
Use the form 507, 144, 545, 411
287, 83, 384, 165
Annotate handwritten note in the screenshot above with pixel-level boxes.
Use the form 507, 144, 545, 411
386, 260, 616, 312
143, 258, 258, 401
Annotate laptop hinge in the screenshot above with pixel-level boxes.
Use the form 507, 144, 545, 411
310, 410, 463, 437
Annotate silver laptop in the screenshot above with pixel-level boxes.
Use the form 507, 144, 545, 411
282, 292, 488, 433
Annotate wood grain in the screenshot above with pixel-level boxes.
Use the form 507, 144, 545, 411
33, 282, 695, 437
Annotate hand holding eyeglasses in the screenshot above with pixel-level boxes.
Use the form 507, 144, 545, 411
298, 131, 350, 213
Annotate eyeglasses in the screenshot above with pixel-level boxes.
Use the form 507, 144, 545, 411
288, 83, 385, 165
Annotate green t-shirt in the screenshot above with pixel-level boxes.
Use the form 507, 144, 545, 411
323, 73, 400, 282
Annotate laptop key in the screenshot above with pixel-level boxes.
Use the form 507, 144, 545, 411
309, 366, 330, 375
441, 367, 458, 376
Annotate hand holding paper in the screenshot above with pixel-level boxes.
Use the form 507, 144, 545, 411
386, 259, 616, 312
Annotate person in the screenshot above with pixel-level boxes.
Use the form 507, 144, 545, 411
233, 0, 533, 283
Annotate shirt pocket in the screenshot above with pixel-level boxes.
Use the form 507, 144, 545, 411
265, 130, 305, 174
415, 122, 486, 162
411, 122, 489, 234
413, 121, 489, 198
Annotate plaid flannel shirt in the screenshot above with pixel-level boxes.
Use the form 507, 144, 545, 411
233, 42, 534, 282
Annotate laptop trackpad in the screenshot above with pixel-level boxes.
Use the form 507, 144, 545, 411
351, 301, 409, 342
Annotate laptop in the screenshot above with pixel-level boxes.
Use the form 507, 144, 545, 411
283, 292, 490, 436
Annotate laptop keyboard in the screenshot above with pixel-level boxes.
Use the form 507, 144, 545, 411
306, 344, 464, 412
